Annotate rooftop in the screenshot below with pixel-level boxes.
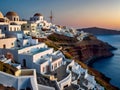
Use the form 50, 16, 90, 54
34, 13, 43, 16
6, 11, 18, 16
35, 59, 47, 64
48, 62, 70, 81
11, 42, 42, 50
52, 55, 62, 62
24, 48, 50, 55
37, 73, 59, 90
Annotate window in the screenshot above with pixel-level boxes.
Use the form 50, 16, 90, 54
18, 45, 21, 48
43, 67, 45, 72
22, 26, 25, 28
58, 61, 61, 66
10, 27, 12, 31
54, 63, 57, 69
23, 59, 26, 67
47, 65, 49, 72
3, 44, 6, 49
14, 27, 16, 31
11, 43, 14, 45
14, 17, 16, 21
27, 26, 29, 28
4, 27, 7, 31
52, 65, 53, 70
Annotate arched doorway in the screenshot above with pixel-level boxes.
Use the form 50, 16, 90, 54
3, 44, 6, 49
23, 59, 26, 67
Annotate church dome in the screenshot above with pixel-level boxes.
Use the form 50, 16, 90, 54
34, 13, 43, 16
0, 12, 4, 18
6, 11, 18, 16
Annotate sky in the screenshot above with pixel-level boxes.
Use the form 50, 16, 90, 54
0, 0, 120, 30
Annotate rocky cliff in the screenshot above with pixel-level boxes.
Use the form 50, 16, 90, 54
47, 33, 116, 64
73, 38, 115, 64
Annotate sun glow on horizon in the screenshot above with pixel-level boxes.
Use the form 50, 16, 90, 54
0, 0, 120, 30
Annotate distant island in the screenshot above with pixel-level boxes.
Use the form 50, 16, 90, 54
77, 27, 120, 35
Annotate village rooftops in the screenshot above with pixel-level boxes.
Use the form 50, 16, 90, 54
51, 55, 62, 62
11, 42, 45, 50
21, 48, 51, 55
34, 54, 62, 65
35, 59, 47, 64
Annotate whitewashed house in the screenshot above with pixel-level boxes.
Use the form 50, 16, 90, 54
0, 29, 16, 49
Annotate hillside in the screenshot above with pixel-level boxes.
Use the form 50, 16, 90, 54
77, 27, 120, 35
44, 33, 118, 90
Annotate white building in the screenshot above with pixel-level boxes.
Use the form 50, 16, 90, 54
0, 11, 27, 34
29, 13, 52, 35
21, 23, 37, 35
77, 31, 89, 41
0, 69, 39, 90
0, 23, 21, 33
0, 55, 55, 90
30, 13, 44, 23
0, 29, 16, 49
0, 31, 64, 74
0, 29, 5, 38
5, 11, 27, 25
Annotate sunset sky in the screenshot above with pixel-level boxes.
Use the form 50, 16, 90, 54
0, 0, 120, 30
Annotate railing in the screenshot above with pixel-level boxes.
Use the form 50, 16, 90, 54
58, 72, 71, 89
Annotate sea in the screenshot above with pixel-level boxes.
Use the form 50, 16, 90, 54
93, 35, 120, 88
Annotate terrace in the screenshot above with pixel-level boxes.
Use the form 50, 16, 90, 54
21, 48, 50, 55
48, 62, 70, 81
16, 69, 35, 76
35, 59, 47, 64
37, 73, 59, 90
11, 42, 44, 50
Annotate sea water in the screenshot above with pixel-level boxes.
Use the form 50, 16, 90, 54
93, 35, 120, 88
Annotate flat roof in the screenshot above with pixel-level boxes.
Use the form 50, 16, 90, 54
11, 42, 43, 50
47, 62, 70, 81
52, 55, 62, 62
34, 48, 49, 55
35, 59, 47, 64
